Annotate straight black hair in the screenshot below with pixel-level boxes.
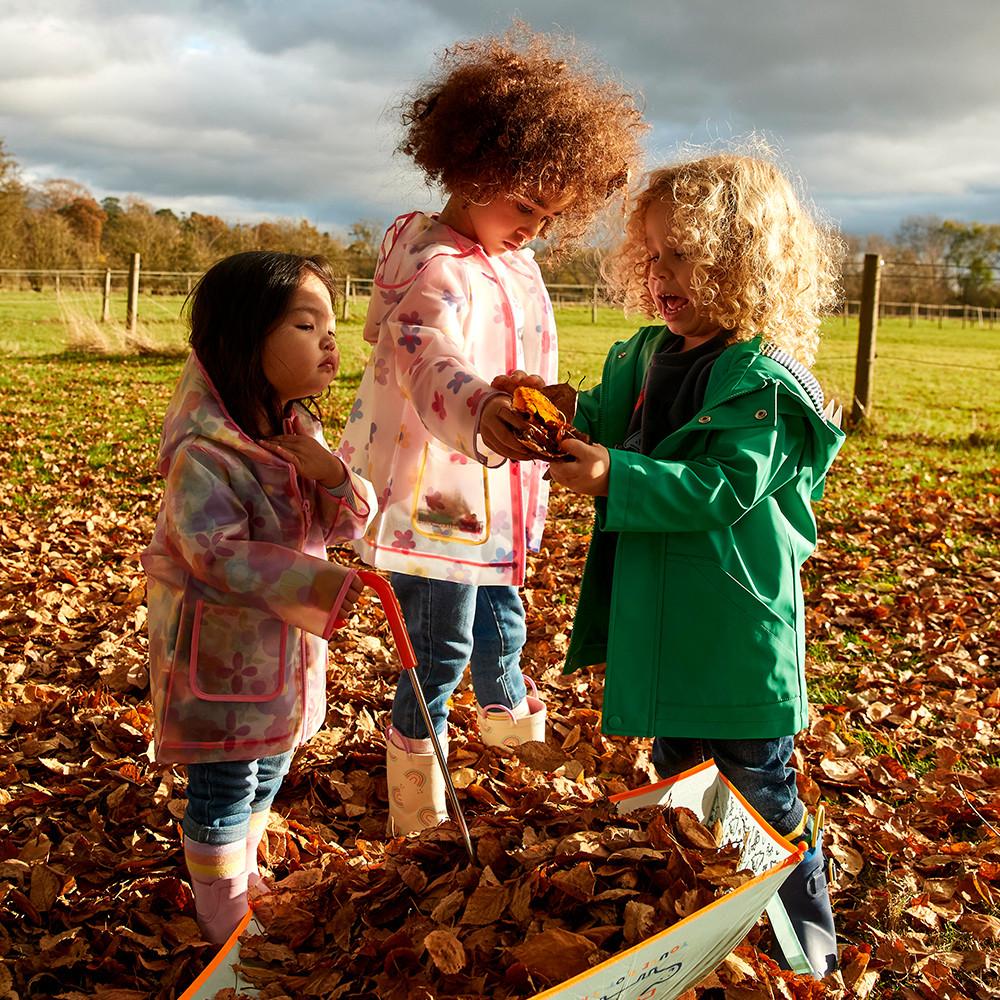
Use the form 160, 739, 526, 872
188, 251, 338, 439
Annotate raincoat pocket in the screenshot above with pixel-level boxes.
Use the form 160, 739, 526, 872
189, 600, 287, 703
410, 441, 490, 545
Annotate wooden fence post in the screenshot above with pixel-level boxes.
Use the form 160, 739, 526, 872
126, 253, 140, 335
101, 269, 111, 322
342, 275, 351, 322
591, 284, 598, 324
850, 253, 881, 427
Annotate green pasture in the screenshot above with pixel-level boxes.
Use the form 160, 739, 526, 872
0, 288, 996, 519
2, 286, 997, 437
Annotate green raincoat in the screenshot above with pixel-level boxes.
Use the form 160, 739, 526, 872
565, 326, 844, 740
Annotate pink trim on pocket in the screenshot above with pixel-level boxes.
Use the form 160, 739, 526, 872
322, 570, 359, 639
189, 599, 287, 703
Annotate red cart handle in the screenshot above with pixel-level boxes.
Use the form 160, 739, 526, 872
357, 570, 417, 670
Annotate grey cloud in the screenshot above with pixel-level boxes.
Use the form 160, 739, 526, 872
1, 0, 998, 235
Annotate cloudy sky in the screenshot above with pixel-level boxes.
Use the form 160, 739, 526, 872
1, 0, 997, 240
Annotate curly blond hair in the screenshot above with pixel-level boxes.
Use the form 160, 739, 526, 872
398, 22, 647, 248
605, 147, 843, 366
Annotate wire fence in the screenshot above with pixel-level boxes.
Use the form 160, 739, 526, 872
2, 267, 998, 328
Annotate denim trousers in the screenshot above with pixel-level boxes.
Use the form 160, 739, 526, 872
182, 750, 294, 846
652, 735, 805, 837
389, 572, 527, 740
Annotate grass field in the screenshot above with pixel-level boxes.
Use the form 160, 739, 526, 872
2, 287, 998, 439
0, 287, 996, 526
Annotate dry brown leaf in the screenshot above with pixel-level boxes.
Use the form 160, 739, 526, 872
508, 927, 598, 983
423, 929, 466, 975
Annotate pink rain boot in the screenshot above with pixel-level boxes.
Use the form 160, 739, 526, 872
184, 836, 250, 946
478, 679, 546, 748
245, 809, 270, 896
385, 726, 449, 835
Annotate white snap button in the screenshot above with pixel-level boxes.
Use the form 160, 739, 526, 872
755, 409, 768, 419
697, 415, 711, 424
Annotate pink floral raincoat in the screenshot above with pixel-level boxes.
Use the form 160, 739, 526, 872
337, 212, 558, 586
142, 355, 376, 764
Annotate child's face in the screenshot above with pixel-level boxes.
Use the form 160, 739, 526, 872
465, 191, 574, 256
644, 203, 724, 351
262, 272, 339, 404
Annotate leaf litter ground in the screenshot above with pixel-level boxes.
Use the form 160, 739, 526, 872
0, 357, 998, 999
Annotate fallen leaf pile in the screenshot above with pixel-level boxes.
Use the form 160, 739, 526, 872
235, 802, 754, 1000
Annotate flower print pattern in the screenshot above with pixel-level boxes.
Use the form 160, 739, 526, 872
392, 529, 416, 550
490, 547, 514, 567
335, 212, 557, 586
369, 422, 377, 444
337, 441, 356, 464
398, 311, 423, 353
447, 371, 473, 395
349, 399, 364, 423
221, 711, 254, 753
143, 354, 376, 765
399, 330, 422, 354
380, 288, 405, 306
466, 387, 485, 414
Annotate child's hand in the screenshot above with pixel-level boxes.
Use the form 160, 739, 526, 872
491, 370, 545, 395
547, 438, 611, 496
261, 434, 347, 488
340, 571, 365, 615
479, 394, 547, 462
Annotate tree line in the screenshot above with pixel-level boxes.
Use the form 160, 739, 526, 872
1, 140, 997, 303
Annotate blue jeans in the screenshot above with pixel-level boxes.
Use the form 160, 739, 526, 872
389, 573, 527, 740
183, 751, 294, 846
652, 736, 805, 837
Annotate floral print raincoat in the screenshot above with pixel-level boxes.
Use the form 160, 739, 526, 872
142, 355, 376, 764
337, 212, 558, 586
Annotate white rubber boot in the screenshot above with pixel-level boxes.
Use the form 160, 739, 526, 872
385, 727, 449, 834
478, 680, 546, 748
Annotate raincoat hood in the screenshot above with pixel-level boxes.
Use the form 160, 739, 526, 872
157, 353, 306, 478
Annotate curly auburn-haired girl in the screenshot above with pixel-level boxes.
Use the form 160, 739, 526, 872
338, 22, 647, 838
399, 22, 646, 247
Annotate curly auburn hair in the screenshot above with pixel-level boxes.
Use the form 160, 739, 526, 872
605, 147, 843, 366
398, 23, 646, 247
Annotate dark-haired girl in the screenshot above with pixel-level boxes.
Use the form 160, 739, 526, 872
142, 251, 376, 945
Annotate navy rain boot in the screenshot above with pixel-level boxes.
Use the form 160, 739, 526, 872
770, 826, 837, 978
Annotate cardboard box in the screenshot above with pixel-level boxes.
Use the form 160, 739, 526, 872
528, 759, 804, 999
